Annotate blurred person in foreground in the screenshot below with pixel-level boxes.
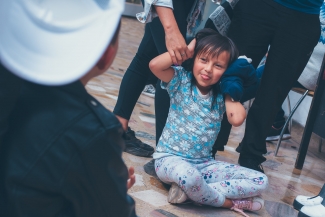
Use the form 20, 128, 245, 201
0, 0, 136, 216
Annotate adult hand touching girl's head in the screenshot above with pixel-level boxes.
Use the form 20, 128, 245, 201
154, 5, 191, 66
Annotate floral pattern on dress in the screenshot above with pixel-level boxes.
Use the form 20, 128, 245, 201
156, 66, 225, 159
320, 0, 325, 44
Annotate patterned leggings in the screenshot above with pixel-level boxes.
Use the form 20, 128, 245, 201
155, 156, 268, 207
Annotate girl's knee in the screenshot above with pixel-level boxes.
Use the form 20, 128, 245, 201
253, 173, 269, 191
261, 174, 269, 189
175, 168, 203, 190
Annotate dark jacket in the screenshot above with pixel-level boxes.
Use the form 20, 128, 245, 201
204, 2, 258, 102
0, 64, 22, 145
220, 58, 258, 101
0, 81, 136, 217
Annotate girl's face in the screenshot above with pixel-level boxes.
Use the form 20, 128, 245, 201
192, 51, 230, 95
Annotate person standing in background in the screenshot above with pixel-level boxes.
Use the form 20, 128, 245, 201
226, 0, 322, 173
113, 0, 196, 160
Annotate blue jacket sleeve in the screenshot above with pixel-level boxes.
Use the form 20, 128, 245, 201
220, 57, 258, 101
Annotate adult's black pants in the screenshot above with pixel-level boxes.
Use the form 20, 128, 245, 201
226, 0, 320, 163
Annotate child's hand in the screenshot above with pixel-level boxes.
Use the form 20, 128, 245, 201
127, 166, 136, 190
187, 39, 196, 59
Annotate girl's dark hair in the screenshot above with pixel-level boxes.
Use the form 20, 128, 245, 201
194, 28, 238, 65
185, 28, 239, 109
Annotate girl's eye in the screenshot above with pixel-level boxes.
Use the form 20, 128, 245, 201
200, 58, 207, 62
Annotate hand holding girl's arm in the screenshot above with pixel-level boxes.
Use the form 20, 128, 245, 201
155, 6, 191, 66
224, 95, 246, 127
149, 39, 196, 83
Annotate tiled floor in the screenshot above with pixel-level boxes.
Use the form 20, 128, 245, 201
86, 16, 325, 217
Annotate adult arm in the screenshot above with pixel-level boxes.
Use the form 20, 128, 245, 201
136, 0, 190, 65
155, 6, 191, 65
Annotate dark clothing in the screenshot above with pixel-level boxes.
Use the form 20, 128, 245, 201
274, 0, 323, 14
212, 63, 307, 153
0, 64, 22, 145
257, 64, 307, 128
212, 81, 260, 153
227, 0, 320, 163
0, 81, 136, 217
113, 0, 195, 144
0, 65, 23, 217
220, 58, 258, 102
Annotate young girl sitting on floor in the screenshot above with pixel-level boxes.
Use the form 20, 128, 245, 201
149, 28, 268, 216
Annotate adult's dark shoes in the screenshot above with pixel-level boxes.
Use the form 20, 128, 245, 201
143, 159, 158, 178
123, 127, 154, 157
143, 159, 170, 189
238, 156, 264, 173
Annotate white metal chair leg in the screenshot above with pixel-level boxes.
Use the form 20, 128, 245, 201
275, 90, 309, 156
286, 94, 292, 133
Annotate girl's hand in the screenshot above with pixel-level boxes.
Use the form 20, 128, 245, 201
127, 166, 136, 190
187, 39, 196, 58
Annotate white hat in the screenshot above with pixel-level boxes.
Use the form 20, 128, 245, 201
0, 0, 124, 85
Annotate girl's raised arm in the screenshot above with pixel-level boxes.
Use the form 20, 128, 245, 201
149, 39, 196, 83
149, 52, 175, 83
